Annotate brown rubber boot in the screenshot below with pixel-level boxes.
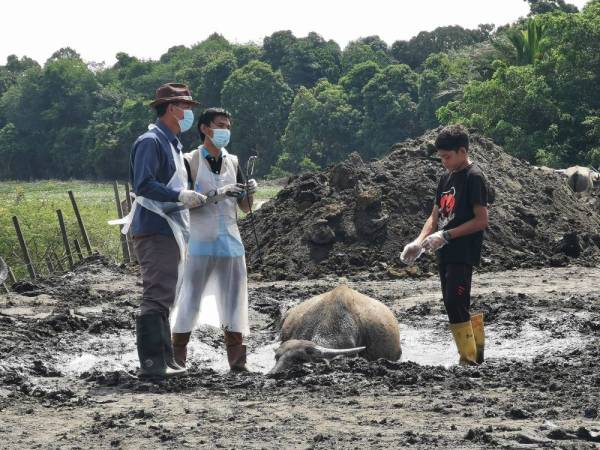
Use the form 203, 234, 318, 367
172, 332, 191, 368
224, 331, 249, 372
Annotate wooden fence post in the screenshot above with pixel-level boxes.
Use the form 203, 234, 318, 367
0, 257, 11, 291
123, 182, 136, 262
12, 216, 36, 279
56, 209, 74, 270
113, 181, 130, 263
45, 256, 55, 274
68, 190, 92, 255
73, 239, 84, 261
7, 266, 16, 284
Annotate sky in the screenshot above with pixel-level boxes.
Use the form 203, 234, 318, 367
0, 0, 591, 66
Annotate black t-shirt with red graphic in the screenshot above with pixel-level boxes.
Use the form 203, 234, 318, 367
435, 163, 489, 266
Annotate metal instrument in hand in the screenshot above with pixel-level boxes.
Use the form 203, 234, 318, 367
244, 155, 262, 263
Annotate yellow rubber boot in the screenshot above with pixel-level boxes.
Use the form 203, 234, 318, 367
449, 321, 478, 366
470, 313, 485, 364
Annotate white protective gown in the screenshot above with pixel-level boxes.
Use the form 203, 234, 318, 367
109, 124, 190, 300
171, 147, 249, 335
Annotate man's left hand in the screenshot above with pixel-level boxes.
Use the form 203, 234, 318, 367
246, 179, 258, 195
422, 231, 448, 252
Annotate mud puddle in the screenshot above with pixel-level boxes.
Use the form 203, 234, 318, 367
400, 320, 583, 367
56, 317, 585, 377
60, 331, 279, 375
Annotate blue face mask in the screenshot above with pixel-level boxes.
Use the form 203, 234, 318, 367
177, 109, 194, 133
209, 128, 231, 148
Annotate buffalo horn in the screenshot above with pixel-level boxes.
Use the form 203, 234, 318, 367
314, 346, 366, 358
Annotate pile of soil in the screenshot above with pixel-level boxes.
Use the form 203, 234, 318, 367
241, 128, 600, 280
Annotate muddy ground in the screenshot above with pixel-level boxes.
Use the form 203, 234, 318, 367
1, 256, 599, 449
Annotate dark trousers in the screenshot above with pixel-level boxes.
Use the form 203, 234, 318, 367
134, 234, 180, 316
439, 263, 473, 324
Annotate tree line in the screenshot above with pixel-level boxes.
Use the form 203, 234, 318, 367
0, 0, 595, 180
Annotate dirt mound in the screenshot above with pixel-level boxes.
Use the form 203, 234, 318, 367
241, 129, 600, 280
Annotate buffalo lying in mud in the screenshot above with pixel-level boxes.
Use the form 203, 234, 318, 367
269, 285, 401, 374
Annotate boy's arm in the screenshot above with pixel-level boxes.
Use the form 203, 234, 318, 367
416, 205, 439, 243
445, 204, 488, 239
401, 205, 438, 264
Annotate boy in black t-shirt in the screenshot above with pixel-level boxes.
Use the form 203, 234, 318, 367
401, 125, 489, 365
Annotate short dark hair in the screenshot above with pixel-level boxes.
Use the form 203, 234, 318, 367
435, 124, 469, 152
155, 102, 169, 118
197, 107, 232, 140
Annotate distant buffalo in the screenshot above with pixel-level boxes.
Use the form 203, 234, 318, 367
269, 285, 401, 374
555, 166, 600, 193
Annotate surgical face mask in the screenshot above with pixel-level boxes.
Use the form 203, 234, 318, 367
209, 128, 231, 148
177, 109, 194, 133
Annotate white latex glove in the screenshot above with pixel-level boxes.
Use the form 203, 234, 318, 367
246, 178, 258, 195
422, 231, 448, 252
218, 183, 245, 197
178, 190, 207, 208
400, 240, 423, 265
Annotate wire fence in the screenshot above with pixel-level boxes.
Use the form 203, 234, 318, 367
1, 180, 280, 289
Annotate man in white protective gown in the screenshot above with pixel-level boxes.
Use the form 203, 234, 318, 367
170, 107, 257, 372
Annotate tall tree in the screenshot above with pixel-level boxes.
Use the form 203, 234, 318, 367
341, 36, 393, 74
391, 25, 493, 68
221, 61, 294, 174
525, 0, 578, 15
277, 81, 362, 174
262, 30, 297, 70
360, 64, 421, 157
279, 32, 342, 88
506, 18, 546, 65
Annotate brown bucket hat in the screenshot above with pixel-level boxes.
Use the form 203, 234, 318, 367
149, 82, 200, 108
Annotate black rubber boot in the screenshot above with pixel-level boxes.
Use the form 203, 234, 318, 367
136, 314, 185, 379
161, 314, 185, 371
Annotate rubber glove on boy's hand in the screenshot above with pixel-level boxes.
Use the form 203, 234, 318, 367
422, 231, 448, 252
400, 240, 423, 265
178, 190, 207, 208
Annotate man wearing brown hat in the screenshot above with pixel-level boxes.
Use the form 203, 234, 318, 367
129, 82, 206, 378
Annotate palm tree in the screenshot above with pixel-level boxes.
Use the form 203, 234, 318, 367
507, 18, 546, 66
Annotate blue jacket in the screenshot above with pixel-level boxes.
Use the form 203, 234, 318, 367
129, 120, 182, 237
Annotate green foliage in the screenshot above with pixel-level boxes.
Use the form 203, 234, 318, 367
0, 181, 121, 279
391, 25, 493, 69
506, 18, 546, 65
360, 64, 421, 157
279, 32, 342, 88
341, 36, 393, 74
3, 10, 600, 182
525, 0, 578, 15
0, 180, 280, 279
437, 62, 560, 161
221, 60, 294, 175
277, 81, 362, 174
339, 61, 381, 108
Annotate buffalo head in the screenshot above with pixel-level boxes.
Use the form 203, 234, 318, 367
268, 339, 365, 375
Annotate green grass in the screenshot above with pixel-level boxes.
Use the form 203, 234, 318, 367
0, 181, 280, 281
